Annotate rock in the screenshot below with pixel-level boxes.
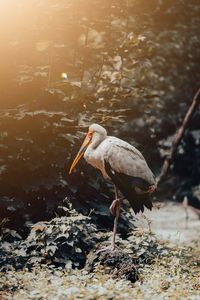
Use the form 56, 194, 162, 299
86, 244, 138, 283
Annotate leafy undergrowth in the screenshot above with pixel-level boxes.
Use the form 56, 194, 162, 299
0, 213, 106, 271
0, 229, 199, 300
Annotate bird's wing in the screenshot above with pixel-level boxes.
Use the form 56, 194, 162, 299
105, 139, 155, 185
104, 160, 153, 213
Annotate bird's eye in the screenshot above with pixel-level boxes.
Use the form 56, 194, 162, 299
88, 131, 93, 138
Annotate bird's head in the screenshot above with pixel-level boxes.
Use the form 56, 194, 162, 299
69, 123, 107, 174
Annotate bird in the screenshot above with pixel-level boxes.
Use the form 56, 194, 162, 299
69, 123, 156, 250
182, 196, 200, 229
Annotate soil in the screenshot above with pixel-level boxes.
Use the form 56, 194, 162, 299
135, 202, 200, 246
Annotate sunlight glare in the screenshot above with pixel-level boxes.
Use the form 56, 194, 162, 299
61, 73, 68, 80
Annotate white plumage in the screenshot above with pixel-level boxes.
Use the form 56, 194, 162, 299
84, 124, 155, 185
69, 123, 156, 250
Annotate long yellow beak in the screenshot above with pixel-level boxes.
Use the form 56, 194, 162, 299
69, 133, 92, 174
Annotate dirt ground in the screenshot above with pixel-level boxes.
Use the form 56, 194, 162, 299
135, 202, 200, 246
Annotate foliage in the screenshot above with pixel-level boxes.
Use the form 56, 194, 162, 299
0, 232, 199, 299
0, 0, 200, 234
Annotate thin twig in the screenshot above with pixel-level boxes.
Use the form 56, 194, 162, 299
93, 56, 104, 92
47, 42, 53, 90
81, 25, 89, 89
156, 88, 200, 185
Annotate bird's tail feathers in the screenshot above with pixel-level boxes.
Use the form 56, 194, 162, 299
104, 161, 153, 214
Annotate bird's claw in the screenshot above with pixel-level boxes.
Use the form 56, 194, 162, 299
96, 244, 120, 254
111, 244, 121, 251
96, 246, 112, 254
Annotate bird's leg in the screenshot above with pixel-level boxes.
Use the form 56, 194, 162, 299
110, 185, 120, 250
96, 186, 120, 254
109, 185, 120, 214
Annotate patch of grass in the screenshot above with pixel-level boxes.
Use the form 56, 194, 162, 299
0, 233, 199, 300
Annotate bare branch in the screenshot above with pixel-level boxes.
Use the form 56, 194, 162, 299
156, 88, 200, 185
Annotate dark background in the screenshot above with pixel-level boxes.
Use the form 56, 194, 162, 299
0, 0, 200, 235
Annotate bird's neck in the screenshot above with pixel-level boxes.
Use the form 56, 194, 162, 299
90, 133, 106, 150
91, 136, 103, 149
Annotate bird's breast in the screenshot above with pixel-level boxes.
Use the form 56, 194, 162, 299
84, 148, 103, 169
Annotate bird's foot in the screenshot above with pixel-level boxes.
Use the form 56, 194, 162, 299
109, 199, 120, 216
96, 244, 121, 254
147, 184, 156, 194
96, 246, 120, 254
96, 246, 112, 254
111, 243, 121, 251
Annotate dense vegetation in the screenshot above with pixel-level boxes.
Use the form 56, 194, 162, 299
0, 0, 200, 231
0, 1, 200, 299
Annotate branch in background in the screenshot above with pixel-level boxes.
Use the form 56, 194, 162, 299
47, 42, 53, 90
81, 25, 89, 88
92, 56, 104, 92
156, 88, 200, 186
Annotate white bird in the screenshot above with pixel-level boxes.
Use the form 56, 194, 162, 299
69, 123, 156, 250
